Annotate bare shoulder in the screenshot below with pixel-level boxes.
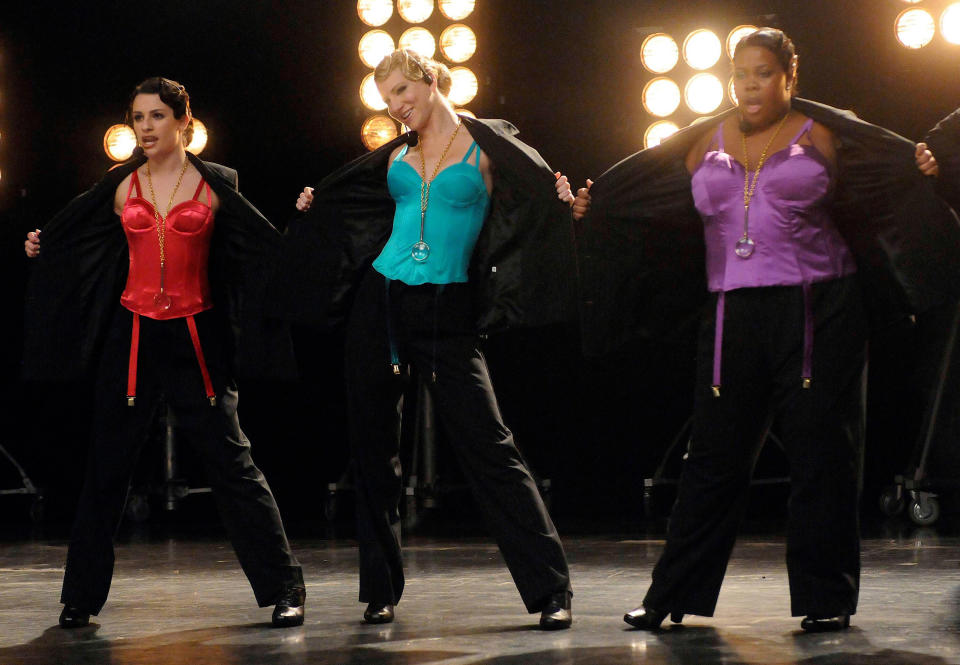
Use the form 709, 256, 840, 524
685, 120, 722, 174
807, 118, 838, 167
114, 170, 135, 216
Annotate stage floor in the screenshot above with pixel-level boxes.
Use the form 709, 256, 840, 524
1, 530, 959, 664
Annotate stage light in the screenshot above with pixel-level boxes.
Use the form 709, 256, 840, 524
359, 30, 396, 68
360, 72, 388, 110
644, 120, 679, 148
685, 73, 724, 114
357, 0, 393, 27
440, 24, 477, 63
896, 8, 936, 48
186, 119, 208, 155
455, 108, 476, 118
941, 3, 960, 45
642, 77, 681, 118
362, 115, 399, 151
397, 0, 434, 24
448, 66, 478, 105
103, 124, 137, 162
728, 76, 738, 105
727, 25, 757, 58
683, 29, 722, 70
398, 27, 437, 58
640, 33, 679, 74
439, 0, 475, 20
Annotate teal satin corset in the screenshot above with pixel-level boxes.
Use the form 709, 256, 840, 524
372, 141, 489, 285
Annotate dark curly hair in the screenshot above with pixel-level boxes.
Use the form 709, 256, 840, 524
125, 76, 194, 145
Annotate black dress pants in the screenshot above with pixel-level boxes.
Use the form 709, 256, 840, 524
345, 269, 570, 612
61, 307, 302, 614
643, 276, 866, 618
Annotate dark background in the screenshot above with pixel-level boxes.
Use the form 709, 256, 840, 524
1, 0, 959, 533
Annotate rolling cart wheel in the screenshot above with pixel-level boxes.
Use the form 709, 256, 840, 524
878, 486, 904, 517
908, 495, 940, 527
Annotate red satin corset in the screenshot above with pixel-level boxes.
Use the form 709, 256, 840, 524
120, 169, 215, 319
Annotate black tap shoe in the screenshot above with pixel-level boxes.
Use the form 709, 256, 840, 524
58, 605, 90, 629
271, 585, 306, 627
363, 602, 395, 624
539, 591, 573, 630
800, 614, 850, 632
623, 605, 669, 630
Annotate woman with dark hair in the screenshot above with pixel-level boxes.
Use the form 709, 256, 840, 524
23, 77, 305, 629
561, 28, 960, 632
282, 49, 575, 630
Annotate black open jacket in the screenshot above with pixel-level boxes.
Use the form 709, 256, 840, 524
265, 116, 578, 334
23, 152, 296, 382
579, 98, 960, 357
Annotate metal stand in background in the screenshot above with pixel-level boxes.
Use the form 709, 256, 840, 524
879, 300, 960, 527
642, 417, 788, 518
324, 373, 552, 529
125, 404, 212, 522
0, 443, 43, 522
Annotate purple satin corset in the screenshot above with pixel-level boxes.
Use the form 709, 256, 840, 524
691, 118, 857, 293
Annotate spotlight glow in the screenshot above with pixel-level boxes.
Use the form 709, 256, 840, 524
642, 77, 681, 118
439, 0, 475, 20
103, 124, 137, 162
941, 3, 960, 45
640, 33, 679, 74
644, 120, 679, 148
359, 30, 396, 68
727, 25, 758, 59
357, 0, 393, 27
683, 29, 722, 70
360, 72, 388, 110
455, 108, 476, 118
186, 119, 208, 155
397, 0, 434, 23
448, 66, 478, 105
896, 8, 936, 48
362, 115, 399, 151
728, 76, 738, 106
398, 27, 437, 58
685, 73, 724, 115
440, 24, 477, 63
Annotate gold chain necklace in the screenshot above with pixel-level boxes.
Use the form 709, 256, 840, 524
735, 112, 790, 259
145, 157, 190, 308
411, 120, 462, 262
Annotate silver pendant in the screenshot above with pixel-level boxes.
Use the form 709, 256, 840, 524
735, 235, 755, 259
411, 240, 430, 262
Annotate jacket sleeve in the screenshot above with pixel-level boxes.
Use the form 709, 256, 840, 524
925, 107, 960, 211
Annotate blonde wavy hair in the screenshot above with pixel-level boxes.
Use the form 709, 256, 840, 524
374, 49, 452, 97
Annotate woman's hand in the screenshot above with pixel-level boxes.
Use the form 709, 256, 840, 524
24, 229, 40, 258
916, 142, 939, 177
572, 180, 593, 221
554, 172, 574, 205
295, 186, 314, 212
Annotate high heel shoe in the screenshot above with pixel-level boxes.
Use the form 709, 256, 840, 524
623, 605, 668, 630
362, 602, 395, 624
800, 614, 850, 632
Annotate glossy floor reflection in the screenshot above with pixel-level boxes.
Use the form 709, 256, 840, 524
2, 530, 960, 664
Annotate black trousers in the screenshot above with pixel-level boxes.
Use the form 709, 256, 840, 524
345, 269, 571, 613
61, 307, 302, 615
644, 276, 866, 618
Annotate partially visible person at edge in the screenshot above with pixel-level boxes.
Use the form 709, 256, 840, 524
556, 28, 960, 633
23, 77, 306, 629
916, 106, 960, 209
278, 49, 576, 630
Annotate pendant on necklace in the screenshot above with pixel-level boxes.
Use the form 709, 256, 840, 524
411, 241, 430, 262
735, 235, 755, 259
154, 292, 173, 310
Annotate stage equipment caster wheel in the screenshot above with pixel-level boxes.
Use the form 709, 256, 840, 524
878, 485, 904, 517
908, 494, 940, 526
